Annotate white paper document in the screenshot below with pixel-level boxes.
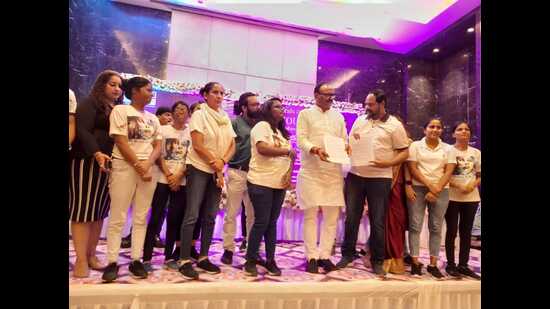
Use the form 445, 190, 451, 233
349, 133, 375, 166
323, 135, 350, 164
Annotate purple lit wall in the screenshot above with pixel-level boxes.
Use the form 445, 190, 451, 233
317, 41, 405, 116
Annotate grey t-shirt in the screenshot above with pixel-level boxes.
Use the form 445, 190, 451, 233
229, 116, 253, 167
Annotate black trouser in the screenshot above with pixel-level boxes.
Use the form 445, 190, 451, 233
245, 182, 285, 261
341, 173, 391, 264
179, 165, 221, 260
192, 201, 205, 241
241, 203, 247, 238
163, 185, 187, 260
444, 201, 479, 267
143, 183, 185, 262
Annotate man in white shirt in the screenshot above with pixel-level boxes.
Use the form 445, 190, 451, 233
296, 83, 349, 274
337, 89, 409, 275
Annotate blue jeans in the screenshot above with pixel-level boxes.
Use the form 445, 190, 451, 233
407, 186, 449, 257
341, 173, 392, 264
179, 165, 221, 260
245, 182, 285, 261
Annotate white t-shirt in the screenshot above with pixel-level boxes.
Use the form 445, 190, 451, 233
407, 137, 456, 188
248, 121, 292, 189
109, 105, 162, 160
349, 115, 409, 178
186, 106, 236, 174
152, 125, 192, 186
69, 89, 77, 114
449, 146, 481, 202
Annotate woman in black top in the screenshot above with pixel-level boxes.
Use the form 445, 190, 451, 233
69, 70, 123, 278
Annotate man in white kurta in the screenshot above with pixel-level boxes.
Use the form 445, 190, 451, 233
296, 83, 348, 274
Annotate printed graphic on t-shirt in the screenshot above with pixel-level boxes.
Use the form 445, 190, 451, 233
127, 116, 155, 141
164, 138, 189, 161
454, 155, 476, 176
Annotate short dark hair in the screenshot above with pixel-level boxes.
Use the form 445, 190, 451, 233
423, 117, 443, 129
155, 106, 171, 116
368, 89, 386, 104
234, 92, 257, 116
171, 101, 189, 113
260, 97, 290, 140
122, 76, 151, 100
314, 82, 330, 94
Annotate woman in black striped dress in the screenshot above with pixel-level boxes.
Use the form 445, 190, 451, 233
69, 70, 123, 278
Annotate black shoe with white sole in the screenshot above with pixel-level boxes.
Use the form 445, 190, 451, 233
244, 260, 258, 277
458, 265, 481, 280
102, 262, 119, 283
197, 258, 221, 274
427, 265, 445, 279
179, 261, 199, 280
265, 260, 282, 276
128, 260, 148, 279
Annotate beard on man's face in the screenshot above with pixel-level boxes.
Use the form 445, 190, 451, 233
247, 109, 262, 119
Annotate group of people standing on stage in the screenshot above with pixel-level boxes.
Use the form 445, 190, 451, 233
69, 69, 481, 282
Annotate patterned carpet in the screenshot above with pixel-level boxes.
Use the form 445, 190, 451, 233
69, 238, 481, 285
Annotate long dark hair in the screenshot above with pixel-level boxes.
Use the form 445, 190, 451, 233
260, 97, 289, 140
89, 69, 122, 116
122, 76, 151, 101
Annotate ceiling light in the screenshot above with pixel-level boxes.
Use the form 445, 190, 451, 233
467, 27, 475, 33
433, 48, 440, 53
407, 64, 412, 69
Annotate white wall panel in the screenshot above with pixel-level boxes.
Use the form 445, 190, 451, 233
168, 11, 212, 68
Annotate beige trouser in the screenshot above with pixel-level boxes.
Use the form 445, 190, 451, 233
106, 159, 157, 263
303, 206, 341, 260
222, 168, 254, 252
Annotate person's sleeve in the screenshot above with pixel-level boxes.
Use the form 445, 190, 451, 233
476, 149, 482, 173
251, 122, 272, 145
392, 122, 410, 150
69, 90, 77, 114
447, 145, 457, 163
75, 100, 100, 156
109, 106, 128, 137
407, 142, 417, 161
153, 117, 162, 141
188, 111, 204, 134
296, 110, 316, 153
226, 120, 237, 138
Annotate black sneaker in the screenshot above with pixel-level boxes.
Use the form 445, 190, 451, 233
154, 235, 165, 248
221, 250, 233, 265
179, 261, 199, 280
457, 265, 481, 280
427, 265, 445, 279
336, 256, 354, 269
372, 262, 387, 276
190, 246, 200, 261
197, 258, 221, 274
244, 260, 258, 277
411, 263, 423, 276
128, 260, 148, 279
318, 259, 337, 273
120, 235, 132, 249
265, 260, 282, 276
239, 240, 247, 251
306, 259, 318, 274
102, 262, 119, 283
404, 255, 413, 265
445, 264, 462, 278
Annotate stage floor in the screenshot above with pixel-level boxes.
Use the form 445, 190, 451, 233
69, 239, 481, 309
69, 238, 481, 284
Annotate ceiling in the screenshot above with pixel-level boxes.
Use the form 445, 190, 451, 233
117, 0, 480, 54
